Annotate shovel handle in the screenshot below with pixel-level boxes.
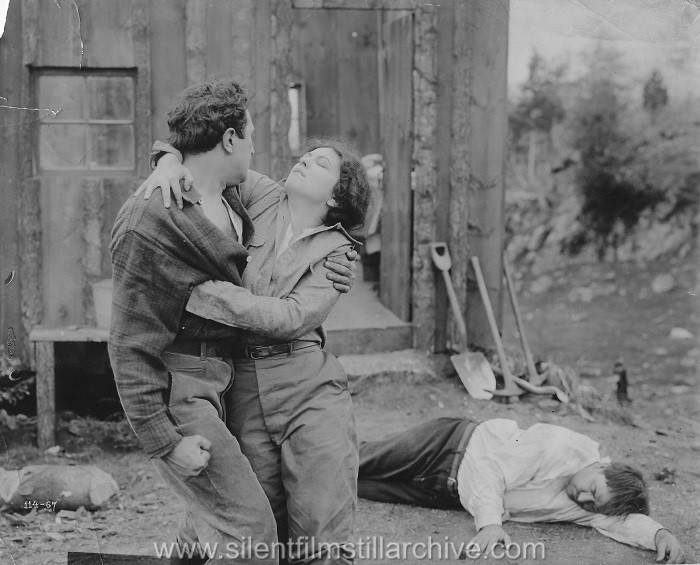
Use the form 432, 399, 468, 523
441, 270, 468, 345
503, 256, 539, 381
471, 257, 516, 382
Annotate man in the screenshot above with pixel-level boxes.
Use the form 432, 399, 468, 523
358, 417, 686, 563
109, 79, 354, 564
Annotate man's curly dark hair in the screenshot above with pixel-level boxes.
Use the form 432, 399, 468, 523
303, 137, 371, 232
167, 78, 249, 156
597, 463, 650, 517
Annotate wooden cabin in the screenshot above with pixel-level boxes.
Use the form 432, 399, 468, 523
0, 0, 509, 364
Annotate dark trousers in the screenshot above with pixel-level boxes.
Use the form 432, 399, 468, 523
358, 417, 478, 510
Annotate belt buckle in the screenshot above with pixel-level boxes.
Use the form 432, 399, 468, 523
248, 346, 269, 360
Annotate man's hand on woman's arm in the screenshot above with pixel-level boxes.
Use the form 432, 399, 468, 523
325, 249, 358, 293
136, 153, 193, 209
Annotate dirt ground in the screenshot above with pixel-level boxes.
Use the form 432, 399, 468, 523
1, 257, 698, 564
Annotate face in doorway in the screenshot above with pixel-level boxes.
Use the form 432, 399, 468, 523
284, 147, 342, 209
565, 462, 612, 514
223, 109, 255, 185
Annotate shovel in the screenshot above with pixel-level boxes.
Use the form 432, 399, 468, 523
470, 256, 524, 400
430, 243, 496, 400
503, 255, 569, 403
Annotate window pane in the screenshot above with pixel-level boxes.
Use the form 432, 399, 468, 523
37, 76, 84, 121
39, 124, 87, 169
89, 124, 134, 168
87, 76, 134, 120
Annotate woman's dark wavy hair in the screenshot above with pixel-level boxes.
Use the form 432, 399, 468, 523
304, 137, 371, 232
597, 463, 650, 517
167, 78, 249, 156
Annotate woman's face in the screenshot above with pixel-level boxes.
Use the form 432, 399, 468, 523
284, 147, 341, 205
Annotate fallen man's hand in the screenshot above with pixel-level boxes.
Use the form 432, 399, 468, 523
655, 529, 686, 563
163, 435, 212, 477
467, 524, 512, 558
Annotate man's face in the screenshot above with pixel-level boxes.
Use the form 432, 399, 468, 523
565, 463, 612, 513
228, 110, 255, 185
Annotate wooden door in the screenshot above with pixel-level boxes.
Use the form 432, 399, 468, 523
378, 13, 413, 321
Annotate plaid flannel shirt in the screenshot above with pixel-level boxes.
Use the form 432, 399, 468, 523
108, 184, 253, 458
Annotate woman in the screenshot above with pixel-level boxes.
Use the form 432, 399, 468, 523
145, 138, 371, 565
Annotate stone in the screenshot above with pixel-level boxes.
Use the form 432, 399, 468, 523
670, 327, 694, 340
527, 225, 550, 251
530, 275, 554, 294
651, 273, 676, 294
568, 286, 594, 303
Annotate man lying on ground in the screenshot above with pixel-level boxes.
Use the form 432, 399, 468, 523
358, 417, 686, 563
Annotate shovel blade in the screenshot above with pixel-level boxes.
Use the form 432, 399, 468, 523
451, 352, 497, 400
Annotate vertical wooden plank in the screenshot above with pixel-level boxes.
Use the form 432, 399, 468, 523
82, 178, 104, 327
40, 178, 85, 327
78, 0, 136, 68
149, 0, 187, 143
20, 0, 43, 355
293, 9, 339, 140
251, 0, 272, 175
132, 0, 152, 178
464, 0, 509, 347
0, 0, 24, 358
379, 13, 413, 322
433, 1, 455, 351
101, 178, 135, 277
269, 0, 294, 180
410, 5, 438, 349
38, 0, 82, 67
448, 0, 473, 347
35, 342, 56, 449
337, 10, 380, 154
206, 0, 254, 86
185, 0, 207, 85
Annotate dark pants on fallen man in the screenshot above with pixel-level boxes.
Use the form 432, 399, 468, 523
358, 417, 479, 510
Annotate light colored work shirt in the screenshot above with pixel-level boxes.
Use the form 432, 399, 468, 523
221, 196, 243, 242
457, 419, 663, 550
186, 170, 359, 345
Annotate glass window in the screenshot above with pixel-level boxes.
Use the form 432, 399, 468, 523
37, 72, 136, 171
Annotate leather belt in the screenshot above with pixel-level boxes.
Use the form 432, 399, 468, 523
166, 340, 233, 358
446, 419, 480, 496
231, 340, 318, 360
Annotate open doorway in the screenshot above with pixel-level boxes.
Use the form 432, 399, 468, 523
288, 7, 413, 353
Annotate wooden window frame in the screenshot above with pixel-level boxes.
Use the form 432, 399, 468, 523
33, 68, 138, 175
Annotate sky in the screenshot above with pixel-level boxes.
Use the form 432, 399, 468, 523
0, 0, 8, 39
508, 0, 700, 101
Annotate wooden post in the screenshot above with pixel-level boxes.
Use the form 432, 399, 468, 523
463, 0, 509, 347
0, 0, 25, 358
410, 5, 438, 349
35, 342, 56, 449
269, 0, 294, 180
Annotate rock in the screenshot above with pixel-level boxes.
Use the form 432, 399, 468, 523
671, 385, 690, 394
45, 445, 63, 456
527, 225, 550, 251
530, 275, 554, 294
670, 327, 694, 340
680, 357, 696, 368
568, 286, 594, 303
506, 234, 530, 262
651, 273, 676, 294
652, 347, 668, 356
